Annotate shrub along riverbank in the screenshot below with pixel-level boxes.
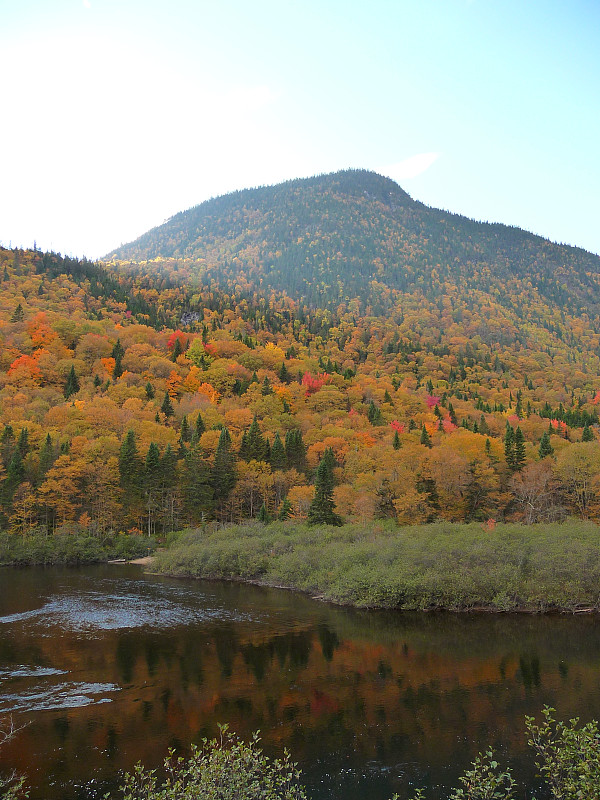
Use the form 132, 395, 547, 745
0, 531, 157, 566
152, 519, 600, 611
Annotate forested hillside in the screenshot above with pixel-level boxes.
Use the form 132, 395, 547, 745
2, 171, 600, 537
108, 170, 600, 317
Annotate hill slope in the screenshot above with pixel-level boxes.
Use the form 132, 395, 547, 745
107, 169, 600, 318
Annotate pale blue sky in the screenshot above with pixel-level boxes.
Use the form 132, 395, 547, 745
1, 0, 599, 258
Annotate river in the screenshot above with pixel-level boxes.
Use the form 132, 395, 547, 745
1, 565, 599, 799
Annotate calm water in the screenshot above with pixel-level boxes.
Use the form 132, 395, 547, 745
1, 565, 600, 799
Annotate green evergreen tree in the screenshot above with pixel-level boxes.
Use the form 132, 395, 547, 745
504, 423, 516, 470
194, 412, 206, 439
180, 415, 191, 442
119, 430, 141, 490
243, 416, 269, 461
211, 427, 236, 505
1, 424, 15, 468
270, 432, 287, 470
171, 337, 183, 362
278, 497, 292, 520
420, 425, 432, 448
261, 376, 273, 396
145, 381, 155, 400
38, 433, 55, 480
64, 365, 80, 398
513, 426, 526, 471
393, 429, 401, 450
17, 427, 29, 458
538, 431, 554, 459
582, 423, 594, 442
10, 303, 24, 323
367, 400, 383, 425
285, 429, 307, 471
161, 391, 174, 418
258, 502, 270, 523
113, 351, 124, 379
93, 374, 102, 388
112, 338, 125, 361
238, 431, 250, 460
144, 443, 162, 492
183, 448, 213, 521
515, 390, 523, 419
448, 402, 458, 426
278, 362, 289, 383
307, 448, 342, 526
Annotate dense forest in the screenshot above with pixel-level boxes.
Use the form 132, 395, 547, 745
2, 171, 600, 537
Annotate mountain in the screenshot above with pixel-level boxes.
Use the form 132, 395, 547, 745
2, 170, 600, 539
106, 169, 600, 318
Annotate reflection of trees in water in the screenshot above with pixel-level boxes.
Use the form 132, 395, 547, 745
4, 575, 600, 800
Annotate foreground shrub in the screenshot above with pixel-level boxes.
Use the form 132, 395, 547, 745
117, 726, 307, 800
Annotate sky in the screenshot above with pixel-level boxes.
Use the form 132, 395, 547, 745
1, 0, 599, 259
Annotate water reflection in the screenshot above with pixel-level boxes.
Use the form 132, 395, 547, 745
0, 565, 599, 800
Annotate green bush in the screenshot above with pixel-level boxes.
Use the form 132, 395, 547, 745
152, 520, 600, 612
0, 531, 157, 566
116, 726, 307, 800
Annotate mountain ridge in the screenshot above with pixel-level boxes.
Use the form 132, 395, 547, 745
106, 169, 600, 318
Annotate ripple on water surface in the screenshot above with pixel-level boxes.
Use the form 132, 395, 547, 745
0, 681, 119, 712
0, 577, 254, 635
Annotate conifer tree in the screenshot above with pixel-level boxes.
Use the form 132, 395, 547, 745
582, 423, 594, 442
113, 351, 124, 379
10, 303, 24, 323
145, 381, 155, 400
243, 416, 268, 461
17, 428, 29, 458
278, 362, 289, 383
93, 375, 102, 388
238, 430, 250, 461
38, 433, 55, 480
171, 337, 183, 362
180, 415, 191, 442
144, 443, 162, 492
420, 425, 432, 448
393, 430, 401, 450
194, 412, 206, 439
538, 431, 554, 459
1, 424, 15, 468
64, 365, 80, 398
513, 427, 526, 471
367, 400, 383, 425
285, 429, 307, 471
307, 447, 342, 526
211, 427, 236, 505
112, 338, 125, 361
258, 502, 270, 523
504, 424, 515, 470
119, 430, 140, 490
161, 391, 174, 418
270, 432, 287, 470
278, 497, 292, 520
183, 448, 213, 522
261, 376, 273, 396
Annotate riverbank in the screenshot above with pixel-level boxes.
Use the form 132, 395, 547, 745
0, 531, 157, 566
152, 520, 600, 612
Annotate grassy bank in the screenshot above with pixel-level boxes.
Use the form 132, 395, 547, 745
0, 531, 157, 566
153, 520, 600, 611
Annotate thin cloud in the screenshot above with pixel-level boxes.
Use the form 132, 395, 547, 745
382, 152, 441, 181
